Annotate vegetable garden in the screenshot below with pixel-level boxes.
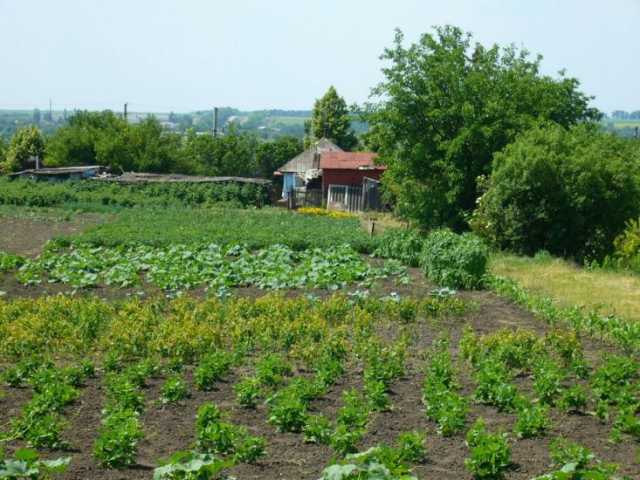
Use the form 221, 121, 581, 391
0, 206, 639, 480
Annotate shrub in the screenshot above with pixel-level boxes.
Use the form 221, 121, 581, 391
420, 230, 488, 289
472, 122, 640, 261
374, 228, 425, 267
607, 217, 640, 272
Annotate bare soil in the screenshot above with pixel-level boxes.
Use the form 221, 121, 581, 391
0, 214, 101, 257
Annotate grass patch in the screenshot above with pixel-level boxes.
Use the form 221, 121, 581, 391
490, 252, 640, 321
64, 207, 378, 252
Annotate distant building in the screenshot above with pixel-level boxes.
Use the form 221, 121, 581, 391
274, 140, 384, 197
8, 165, 107, 181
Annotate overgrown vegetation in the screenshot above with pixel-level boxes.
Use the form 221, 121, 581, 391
0, 177, 270, 209
472, 122, 640, 261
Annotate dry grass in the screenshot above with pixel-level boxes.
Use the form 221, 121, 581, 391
490, 253, 640, 321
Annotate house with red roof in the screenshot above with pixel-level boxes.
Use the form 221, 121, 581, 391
319, 151, 385, 197
274, 139, 384, 200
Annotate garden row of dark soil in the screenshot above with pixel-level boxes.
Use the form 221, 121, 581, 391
1, 289, 637, 479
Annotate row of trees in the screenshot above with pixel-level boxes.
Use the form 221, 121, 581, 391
0, 112, 303, 178
609, 110, 640, 120
365, 26, 640, 262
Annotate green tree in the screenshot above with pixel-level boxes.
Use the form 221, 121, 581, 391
255, 136, 303, 178
1, 125, 45, 173
181, 126, 259, 176
472, 122, 640, 261
367, 26, 600, 230
0, 136, 7, 167
46, 111, 127, 167
309, 86, 357, 150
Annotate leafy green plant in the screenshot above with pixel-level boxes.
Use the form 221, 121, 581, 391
11, 412, 69, 450
0, 448, 70, 479
395, 431, 426, 464
255, 354, 292, 387
160, 375, 189, 404
464, 419, 511, 480
267, 392, 307, 433
533, 438, 623, 479
153, 451, 231, 480
104, 374, 145, 414
557, 385, 588, 413
373, 229, 425, 267
94, 409, 144, 468
330, 424, 365, 457
303, 415, 333, 445
194, 351, 233, 391
474, 360, 520, 412
422, 339, 468, 436
513, 401, 550, 438
533, 358, 565, 405
234, 377, 262, 409
420, 230, 488, 289
318, 447, 418, 480
195, 403, 265, 463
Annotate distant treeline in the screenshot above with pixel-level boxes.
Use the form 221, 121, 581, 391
0, 110, 304, 178
608, 110, 640, 120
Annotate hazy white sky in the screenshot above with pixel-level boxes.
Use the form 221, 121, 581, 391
0, 0, 637, 113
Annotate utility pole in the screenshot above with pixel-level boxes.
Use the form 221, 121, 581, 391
49, 98, 52, 121
124, 102, 128, 122
635, 126, 639, 139
213, 107, 219, 137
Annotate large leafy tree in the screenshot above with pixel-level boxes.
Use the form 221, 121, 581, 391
308, 86, 357, 150
367, 26, 601, 230
1, 125, 45, 173
472, 123, 640, 261
255, 136, 303, 178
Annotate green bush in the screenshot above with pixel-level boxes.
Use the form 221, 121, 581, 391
604, 217, 640, 272
0, 177, 271, 209
374, 228, 425, 267
473, 122, 640, 261
421, 230, 488, 289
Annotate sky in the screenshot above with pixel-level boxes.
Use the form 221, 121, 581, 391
0, 0, 637, 114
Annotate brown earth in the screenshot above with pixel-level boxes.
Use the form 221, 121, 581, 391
0, 214, 102, 257
1, 290, 638, 480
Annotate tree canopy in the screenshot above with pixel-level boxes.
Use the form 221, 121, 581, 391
472, 122, 640, 261
1, 125, 45, 173
366, 26, 601, 230
308, 86, 357, 150
37, 110, 303, 178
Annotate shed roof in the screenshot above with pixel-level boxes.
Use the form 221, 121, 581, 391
320, 152, 383, 170
9, 165, 105, 177
275, 138, 342, 175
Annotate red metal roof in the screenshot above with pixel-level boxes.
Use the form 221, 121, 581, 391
320, 151, 384, 170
